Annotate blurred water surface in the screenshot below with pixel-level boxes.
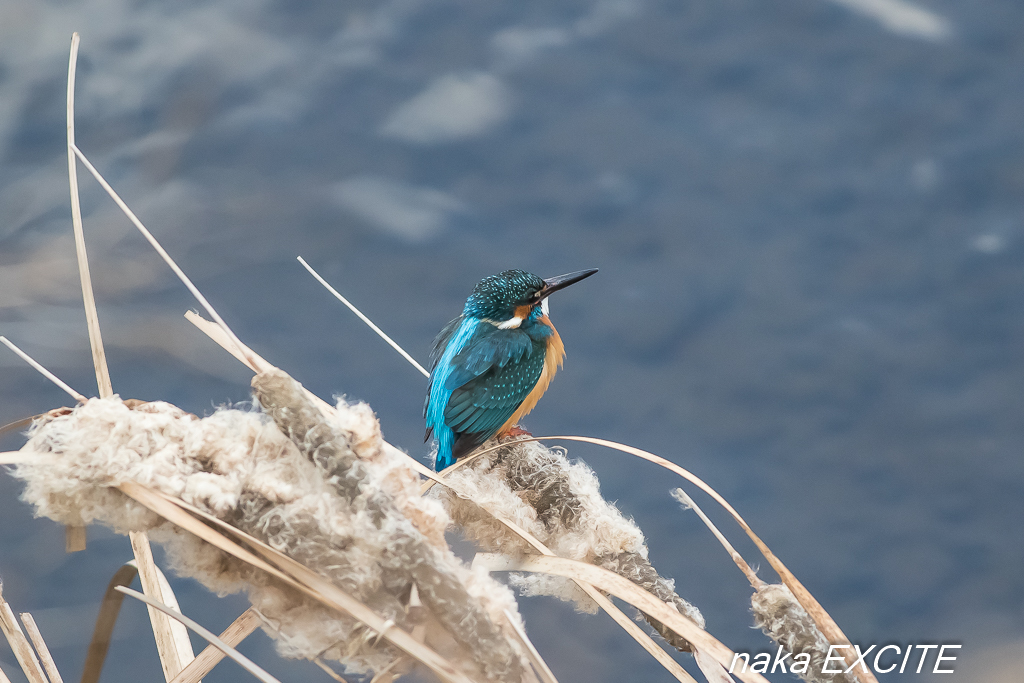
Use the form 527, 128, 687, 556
2, 1, 1022, 681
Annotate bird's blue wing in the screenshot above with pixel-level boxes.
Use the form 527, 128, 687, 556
444, 344, 545, 460
425, 319, 541, 468
444, 324, 534, 391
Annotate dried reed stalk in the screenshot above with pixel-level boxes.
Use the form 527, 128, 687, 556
298, 257, 429, 378
19, 613, 63, 683
65, 30, 102, 554
169, 609, 262, 683
129, 532, 198, 681
66, 32, 110, 402
0, 585, 49, 683
81, 563, 138, 683
115, 587, 279, 683
670, 489, 762, 588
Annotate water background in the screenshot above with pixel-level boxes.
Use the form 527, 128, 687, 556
1, 1, 1021, 681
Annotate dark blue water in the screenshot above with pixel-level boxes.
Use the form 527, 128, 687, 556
2, 1, 1021, 681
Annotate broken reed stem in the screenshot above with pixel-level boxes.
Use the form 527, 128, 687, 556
314, 659, 349, 683
0, 592, 48, 683
297, 257, 430, 378
115, 587, 280, 683
66, 30, 97, 552
0, 337, 87, 403
129, 532, 197, 682
66, 32, 111, 402
19, 613, 64, 683
671, 488, 763, 589
168, 609, 261, 683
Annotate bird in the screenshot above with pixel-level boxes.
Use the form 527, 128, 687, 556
425, 268, 598, 471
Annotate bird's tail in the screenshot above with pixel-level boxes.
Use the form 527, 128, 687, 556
434, 423, 456, 471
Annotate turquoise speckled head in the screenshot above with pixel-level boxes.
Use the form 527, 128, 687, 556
463, 270, 545, 319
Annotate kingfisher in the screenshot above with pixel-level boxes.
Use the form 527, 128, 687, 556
425, 268, 598, 471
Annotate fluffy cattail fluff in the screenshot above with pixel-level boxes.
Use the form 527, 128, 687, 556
13, 369, 523, 681
751, 583, 853, 683
436, 439, 705, 652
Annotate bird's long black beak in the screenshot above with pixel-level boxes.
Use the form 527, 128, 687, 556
541, 268, 598, 298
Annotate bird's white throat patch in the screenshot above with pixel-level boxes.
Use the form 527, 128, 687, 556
489, 300, 546, 329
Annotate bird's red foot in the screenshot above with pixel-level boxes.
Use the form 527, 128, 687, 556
504, 425, 533, 438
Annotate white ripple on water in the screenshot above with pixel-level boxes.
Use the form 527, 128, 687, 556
827, 0, 953, 41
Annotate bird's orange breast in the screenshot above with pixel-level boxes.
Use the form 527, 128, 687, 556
498, 315, 564, 435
